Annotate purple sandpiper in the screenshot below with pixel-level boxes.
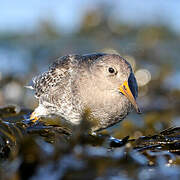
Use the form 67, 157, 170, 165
29, 53, 140, 131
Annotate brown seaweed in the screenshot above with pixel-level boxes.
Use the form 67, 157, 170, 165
0, 105, 180, 180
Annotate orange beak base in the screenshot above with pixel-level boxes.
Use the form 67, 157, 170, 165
119, 81, 141, 114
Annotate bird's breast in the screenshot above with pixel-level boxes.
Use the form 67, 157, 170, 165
80, 91, 133, 130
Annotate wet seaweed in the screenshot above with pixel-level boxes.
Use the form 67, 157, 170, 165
0, 105, 180, 180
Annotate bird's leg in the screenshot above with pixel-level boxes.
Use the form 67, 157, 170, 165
29, 105, 48, 122
30, 111, 39, 122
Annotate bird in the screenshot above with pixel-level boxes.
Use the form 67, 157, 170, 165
28, 53, 141, 131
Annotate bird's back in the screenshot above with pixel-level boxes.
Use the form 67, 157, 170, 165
31, 53, 106, 123
33, 53, 105, 98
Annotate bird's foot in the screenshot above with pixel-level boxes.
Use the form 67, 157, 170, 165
30, 111, 39, 123
22, 111, 39, 125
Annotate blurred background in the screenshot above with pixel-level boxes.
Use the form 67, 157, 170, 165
0, 0, 180, 137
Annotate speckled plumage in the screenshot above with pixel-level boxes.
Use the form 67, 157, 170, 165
30, 53, 139, 131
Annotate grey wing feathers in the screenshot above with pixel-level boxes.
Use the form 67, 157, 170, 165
32, 71, 54, 98
32, 56, 72, 99
31, 53, 105, 99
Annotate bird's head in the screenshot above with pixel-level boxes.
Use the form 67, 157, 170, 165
89, 54, 141, 114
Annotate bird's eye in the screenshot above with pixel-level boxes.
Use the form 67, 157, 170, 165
108, 67, 116, 74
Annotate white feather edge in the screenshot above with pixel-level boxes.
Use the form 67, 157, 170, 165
25, 76, 37, 90
24, 85, 34, 90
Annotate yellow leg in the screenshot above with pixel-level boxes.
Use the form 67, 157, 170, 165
30, 111, 39, 122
